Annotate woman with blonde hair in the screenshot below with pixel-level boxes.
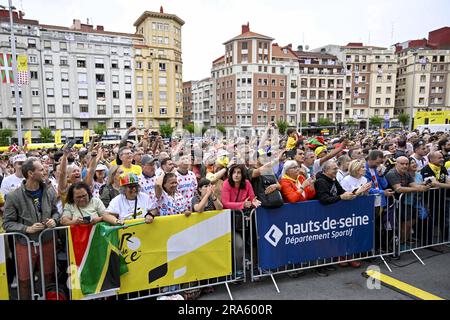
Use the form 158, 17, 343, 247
340, 159, 372, 196
339, 159, 372, 268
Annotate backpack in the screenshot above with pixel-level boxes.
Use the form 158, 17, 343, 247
252, 174, 284, 209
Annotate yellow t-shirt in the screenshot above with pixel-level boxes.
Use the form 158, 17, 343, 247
120, 164, 142, 176
444, 161, 450, 172
286, 136, 297, 151
110, 159, 117, 167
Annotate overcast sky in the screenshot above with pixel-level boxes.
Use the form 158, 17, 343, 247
16, 0, 450, 80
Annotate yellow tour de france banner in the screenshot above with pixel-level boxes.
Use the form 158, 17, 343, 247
68, 210, 232, 300
0, 235, 9, 300
118, 209, 232, 294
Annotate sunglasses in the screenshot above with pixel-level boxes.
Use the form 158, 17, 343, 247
125, 184, 139, 190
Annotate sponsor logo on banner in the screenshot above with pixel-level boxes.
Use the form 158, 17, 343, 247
256, 197, 375, 270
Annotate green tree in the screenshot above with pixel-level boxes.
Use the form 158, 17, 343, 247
39, 127, 54, 143
159, 124, 174, 138
94, 123, 107, 136
369, 116, 383, 128
276, 120, 288, 135
318, 118, 332, 127
202, 126, 208, 135
184, 123, 194, 134
397, 113, 410, 129
216, 125, 226, 135
346, 119, 356, 127
0, 128, 12, 146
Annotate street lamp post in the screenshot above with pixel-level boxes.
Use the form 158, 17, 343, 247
410, 51, 418, 131
2, 1, 23, 146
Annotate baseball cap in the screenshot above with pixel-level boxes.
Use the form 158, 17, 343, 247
314, 146, 327, 157
95, 164, 108, 171
13, 154, 27, 164
119, 173, 139, 187
141, 155, 157, 166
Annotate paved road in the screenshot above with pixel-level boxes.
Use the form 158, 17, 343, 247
200, 246, 450, 300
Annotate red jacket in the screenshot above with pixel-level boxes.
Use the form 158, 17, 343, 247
280, 175, 316, 203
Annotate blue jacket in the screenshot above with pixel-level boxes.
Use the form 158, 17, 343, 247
365, 163, 389, 207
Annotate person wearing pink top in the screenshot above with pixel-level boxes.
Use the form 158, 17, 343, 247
221, 164, 261, 210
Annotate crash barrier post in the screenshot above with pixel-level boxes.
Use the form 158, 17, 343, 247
37, 210, 245, 300
0, 232, 37, 300
249, 195, 397, 291
397, 188, 450, 263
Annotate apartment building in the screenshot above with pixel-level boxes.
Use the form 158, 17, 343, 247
133, 7, 184, 130
294, 49, 345, 125
212, 23, 292, 136
191, 78, 213, 130
395, 27, 450, 118
0, 9, 143, 140
313, 44, 397, 128
182, 80, 193, 126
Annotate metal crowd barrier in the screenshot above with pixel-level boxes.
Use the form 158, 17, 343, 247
0, 232, 37, 300
248, 196, 398, 291
36, 210, 245, 301
397, 188, 450, 264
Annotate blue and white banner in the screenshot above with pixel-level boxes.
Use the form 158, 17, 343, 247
256, 197, 375, 270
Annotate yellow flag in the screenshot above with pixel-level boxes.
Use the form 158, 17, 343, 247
24, 130, 32, 145
17, 55, 28, 72
54, 130, 61, 145
83, 129, 90, 144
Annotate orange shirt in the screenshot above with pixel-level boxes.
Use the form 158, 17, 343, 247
279, 175, 316, 203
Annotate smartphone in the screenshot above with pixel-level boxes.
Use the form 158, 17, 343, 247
82, 216, 91, 223
66, 139, 76, 150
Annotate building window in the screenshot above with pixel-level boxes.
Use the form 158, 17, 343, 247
60, 57, 68, 66
96, 74, 105, 84
46, 88, 54, 97
159, 63, 166, 71
28, 39, 36, 48
45, 72, 53, 81
113, 91, 119, 99
80, 121, 88, 129
30, 71, 38, 80
111, 60, 119, 69
78, 88, 88, 100
64, 120, 71, 129
77, 59, 86, 68
124, 61, 131, 69
160, 91, 167, 101
47, 104, 55, 113
48, 121, 56, 129
62, 88, 70, 97
95, 58, 104, 69
32, 89, 39, 96
61, 72, 69, 82
80, 105, 88, 113
97, 105, 106, 115
113, 105, 120, 114
114, 121, 121, 128
63, 105, 70, 113
43, 40, 51, 49
125, 91, 132, 99
124, 76, 131, 84
112, 75, 119, 83
160, 107, 167, 115
78, 73, 87, 83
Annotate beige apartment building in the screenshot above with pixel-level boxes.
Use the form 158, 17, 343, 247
395, 27, 450, 118
133, 8, 184, 130
313, 44, 397, 128
294, 50, 345, 126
